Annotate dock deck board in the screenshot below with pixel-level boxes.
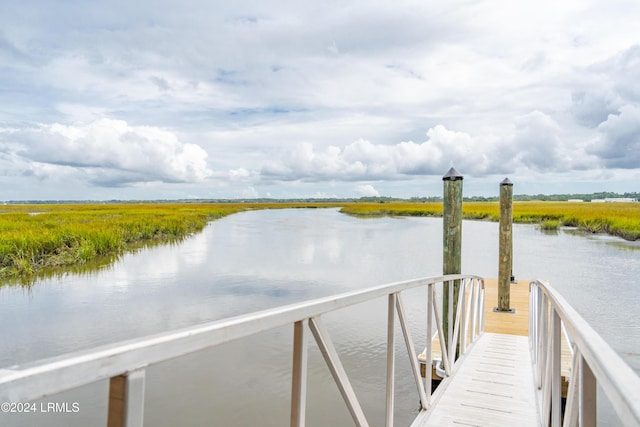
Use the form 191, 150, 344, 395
412, 333, 539, 427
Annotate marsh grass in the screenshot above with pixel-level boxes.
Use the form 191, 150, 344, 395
539, 220, 561, 231
2, 201, 638, 285
340, 201, 640, 241
0, 202, 337, 284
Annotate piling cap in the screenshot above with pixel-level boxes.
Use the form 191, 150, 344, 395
442, 167, 464, 181
500, 177, 513, 186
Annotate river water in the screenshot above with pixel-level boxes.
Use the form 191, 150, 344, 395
1, 208, 639, 426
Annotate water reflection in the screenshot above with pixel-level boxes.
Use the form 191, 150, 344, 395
538, 228, 560, 236
0, 239, 190, 288
563, 228, 640, 251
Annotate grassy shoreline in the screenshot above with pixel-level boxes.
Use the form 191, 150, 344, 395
1, 201, 638, 284
339, 201, 640, 241
0, 202, 338, 284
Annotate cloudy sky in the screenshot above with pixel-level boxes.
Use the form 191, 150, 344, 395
1, 0, 639, 200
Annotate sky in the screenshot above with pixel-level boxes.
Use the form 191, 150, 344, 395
1, 0, 639, 200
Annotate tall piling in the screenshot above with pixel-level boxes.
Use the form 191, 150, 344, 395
497, 177, 514, 312
442, 167, 463, 351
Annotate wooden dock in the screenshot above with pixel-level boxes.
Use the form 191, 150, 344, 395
482, 278, 530, 336
421, 278, 571, 392
414, 278, 546, 426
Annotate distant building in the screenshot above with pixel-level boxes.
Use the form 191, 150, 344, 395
605, 198, 637, 202
567, 199, 584, 202
591, 198, 637, 203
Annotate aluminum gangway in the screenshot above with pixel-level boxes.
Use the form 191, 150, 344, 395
1, 275, 639, 426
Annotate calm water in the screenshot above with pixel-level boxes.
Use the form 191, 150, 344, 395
1, 208, 639, 426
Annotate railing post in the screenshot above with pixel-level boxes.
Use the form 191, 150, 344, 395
479, 281, 485, 333
450, 280, 466, 366
291, 320, 309, 427
563, 347, 580, 427
497, 177, 514, 312
469, 279, 478, 341
432, 287, 452, 376
461, 279, 471, 353
580, 356, 597, 427
528, 283, 534, 362
425, 284, 433, 403
442, 167, 463, 354
448, 279, 455, 364
107, 369, 146, 427
538, 292, 548, 390
551, 310, 562, 427
385, 293, 396, 427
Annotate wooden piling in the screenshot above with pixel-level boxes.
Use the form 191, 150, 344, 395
498, 178, 513, 312
442, 167, 463, 350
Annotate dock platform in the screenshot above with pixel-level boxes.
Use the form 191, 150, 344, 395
424, 278, 571, 389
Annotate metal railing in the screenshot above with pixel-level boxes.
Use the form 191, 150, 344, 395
529, 280, 640, 427
418, 274, 486, 380
0, 274, 485, 427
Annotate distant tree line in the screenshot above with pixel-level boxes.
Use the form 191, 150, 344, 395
511, 192, 639, 202
359, 192, 639, 203
3, 192, 638, 205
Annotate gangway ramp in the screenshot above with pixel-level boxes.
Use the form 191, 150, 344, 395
412, 333, 538, 426
2, 275, 640, 427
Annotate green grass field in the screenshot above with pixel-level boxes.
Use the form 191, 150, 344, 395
1, 201, 638, 284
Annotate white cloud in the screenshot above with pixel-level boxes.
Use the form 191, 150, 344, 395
238, 186, 259, 199
227, 168, 253, 181
356, 184, 380, 197
591, 105, 640, 168
571, 90, 619, 128
570, 45, 640, 129
510, 111, 563, 171
260, 121, 554, 183
1, 1, 640, 198
3, 119, 212, 186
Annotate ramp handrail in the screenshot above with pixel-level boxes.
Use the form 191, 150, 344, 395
529, 280, 640, 427
0, 274, 484, 427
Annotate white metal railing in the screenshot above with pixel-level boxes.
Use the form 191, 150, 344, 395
529, 280, 640, 427
418, 275, 486, 380
0, 274, 485, 427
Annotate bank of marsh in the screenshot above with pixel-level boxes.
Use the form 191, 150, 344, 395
1, 201, 638, 284
339, 201, 640, 241
0, 202, 337, 282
